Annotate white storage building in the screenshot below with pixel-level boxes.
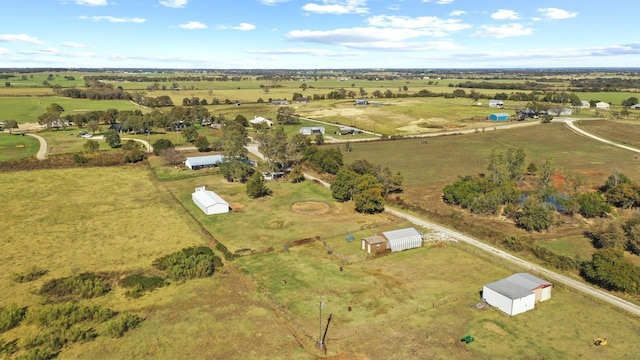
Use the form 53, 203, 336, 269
185, 155, 224, 170
381, 228, 423, 252
482, 273, 552, 316
192, 186, 229, 215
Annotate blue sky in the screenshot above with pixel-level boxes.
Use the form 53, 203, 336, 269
1, 0, 638, 69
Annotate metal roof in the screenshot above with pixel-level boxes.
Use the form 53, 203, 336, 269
382, 228, 423, 252
362, 235, 387, 245
186, 155, 224, 167
484, 273, 551, 300
192, 188, 228, 208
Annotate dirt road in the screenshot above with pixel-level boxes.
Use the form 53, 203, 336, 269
25, 133, 47, 160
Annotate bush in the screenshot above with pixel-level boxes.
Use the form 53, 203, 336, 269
120, 274, 166, 298
152, 246, 221, 281
25, 303, 115, 328
11, 266, 48, 283
38, 273, 111, 302
104, 313, 143, 338
0, 304, 26, 333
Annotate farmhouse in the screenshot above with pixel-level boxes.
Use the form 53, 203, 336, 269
299, 127, 325, 135
185, 154, 224, 170
630, 104, 640, 110
249, 116, 274, 127
191, 186, 229, 215
488, 113, 510, 121
361, 235, 388, 254
595, 101, 610, 109
482, 273, 552, 316
355, 99, 369, 105
488, 100, 504, 108
579, 100, 591, 108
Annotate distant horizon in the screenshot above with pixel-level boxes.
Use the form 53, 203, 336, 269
2, 1, 639, 69
2, 67, 640, 72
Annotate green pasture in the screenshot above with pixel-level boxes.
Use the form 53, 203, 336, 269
536, 235, 595, 261
36, 127, 111, 155
338, 122, 640, 188
236, 241, 640, 359
0, 133, 39, 161
163, 175, 399, 253
575, 119, 640, 148
0, 96, 143, 124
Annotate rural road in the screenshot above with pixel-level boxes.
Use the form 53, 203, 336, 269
555, 118, 640, 154
247, 128, 640, 317
25, 133, 48, 160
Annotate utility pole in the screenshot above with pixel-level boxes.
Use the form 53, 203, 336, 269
319, 297, 324, 349
321, 313, 333, 350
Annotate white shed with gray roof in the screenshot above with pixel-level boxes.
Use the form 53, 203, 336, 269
381, 228, 423, 252
192, 186, 229, 215
185, 155, 224, 170
482, 273, 552, 316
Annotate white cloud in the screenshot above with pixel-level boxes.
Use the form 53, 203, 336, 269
159, 0, 188, 8
74, 0, 109, 6
286, 27, 464, 51
302, 0, 368, 15
471, 23, 533, 38
260, 0, 291, 4
492, 9, 519, 20
387, 4, 400, 11
38, 47, 59, 54
449, 10, 466, 16
233, 23, 256, 31
79, 16, 146, 23
0, 47, 9, 54
0, 34, 44, 44
366, 15, 471, 34
178, 21, 207, 29
64, 42, 86, 48
436, 0, 453, 4
538, 8, 578, 20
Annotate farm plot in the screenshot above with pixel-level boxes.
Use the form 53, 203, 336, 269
236, 241, 640, 359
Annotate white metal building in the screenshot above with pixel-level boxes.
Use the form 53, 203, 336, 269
185, 155, 224, 170
192, 186, 229, 215
249, 116, 274, 127
381, 228, 423, 252
299, 127, 325, 135
482, 273, 552, 316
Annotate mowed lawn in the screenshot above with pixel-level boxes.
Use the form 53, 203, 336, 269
0, 133, 40, 161
163, 175, 400, 253
236, 241, 640, 359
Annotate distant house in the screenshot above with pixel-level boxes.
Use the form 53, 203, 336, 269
488, 100, 504, 108
249, 116, 274, 127
488, 113, 510, 121
630, 104, 640, 110
381, 228, 423, 252
558, 108, 573, 116
361, 235, 388, 254
595, 101, 610, 109
109, 123, 123, 133
355, 99, 369, 105
337, 126, 362, 135
299, 127, 325, 135
271, 100, 289, 105
192, 186, 229, 215
295, 97, 310, 103
580, 100, 591, 108
482, 273, 552, 316
185, 154, 224, 170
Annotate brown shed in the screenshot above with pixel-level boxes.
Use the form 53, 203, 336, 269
362, 235, 387, 254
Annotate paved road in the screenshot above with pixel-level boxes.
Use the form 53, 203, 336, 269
25, 133, 48, 160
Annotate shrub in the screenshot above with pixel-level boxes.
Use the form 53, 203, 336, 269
0, 304, 26, 333
0, 338, 18, 358
38, 273, 111, 302
105, 313, 143, 338
25, 303, 115, 328
152, 247, 221, 281
120, 274, 166, 298
11, 266, 48, 283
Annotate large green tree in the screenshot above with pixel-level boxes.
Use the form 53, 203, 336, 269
353, 174, 385, 214
103, 129, 121, 148
256, 126, 288, 172
515, 196, 553, 232
275, 106, 298, 125
152, 138, 174, 155
246, 171, 271, 198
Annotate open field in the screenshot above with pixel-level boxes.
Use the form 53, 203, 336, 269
575, 119, 640, 148
0, 133, 39, 161
235, 240, 640, 359
163, 175, 400, 253
0, 97, 144, 124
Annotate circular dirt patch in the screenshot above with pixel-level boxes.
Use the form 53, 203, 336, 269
291, 201, 330, 215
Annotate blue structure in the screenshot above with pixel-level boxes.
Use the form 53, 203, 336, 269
489, 113, 510, 121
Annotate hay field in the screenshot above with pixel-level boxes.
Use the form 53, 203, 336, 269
0, 133, 39, 161
0, 167, 208, 305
